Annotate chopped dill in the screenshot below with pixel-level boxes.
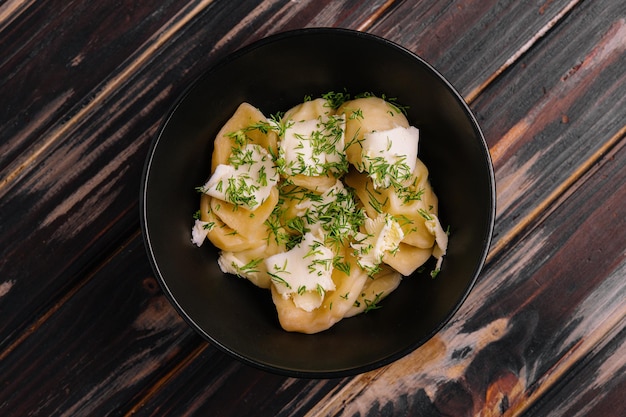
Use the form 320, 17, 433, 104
233, 258, 263, 276
363, 291, 385, 312
321, 90, 351, 109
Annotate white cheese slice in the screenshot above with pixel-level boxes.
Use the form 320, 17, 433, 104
264, 231, 336, 312
352, 213, 404, 273
280, 115, 345, 176
218, 251, 264, 283
201, 144, 278, 210
425, 214, 448, 271
359, 125, 419, 188
191, 219, 213, 247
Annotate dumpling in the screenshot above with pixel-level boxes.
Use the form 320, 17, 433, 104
217, 236, 284, 289
337, 96, 410, 166
344, 265, 402, 317
284, 97, 334, 121
200, 192, 277, 252
278, 98, 348, 184
345, 159, 439, 249
211, 102, 278, 171
270, 249, 369, 333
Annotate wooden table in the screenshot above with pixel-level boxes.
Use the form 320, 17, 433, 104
1, 1, 625, 415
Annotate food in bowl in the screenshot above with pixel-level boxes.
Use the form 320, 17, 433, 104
191, 92, 448, 334
141, 27, 495, 376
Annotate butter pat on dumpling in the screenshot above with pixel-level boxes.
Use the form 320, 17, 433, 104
201, 144, 279, 210
265, 231, 336, 312
279, 114, 346, 177
358, 125, 419, 189
352, 213, 404, 274
425, 214, 448, 272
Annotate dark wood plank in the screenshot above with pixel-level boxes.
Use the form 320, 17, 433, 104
472, 0, 625, 255
1, 0, 210, 173
128, 350, 350, 417
0, 235, 203, 416
369, 0, 581, 99
520, 318, 626, 417
0, 0, 394, 178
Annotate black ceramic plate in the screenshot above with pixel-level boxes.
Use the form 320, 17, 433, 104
141, 28, 495, 378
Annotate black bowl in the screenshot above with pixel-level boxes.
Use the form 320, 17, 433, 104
141, 28, 495, 378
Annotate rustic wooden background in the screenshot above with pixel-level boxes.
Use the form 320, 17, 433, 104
1, 0, 624, 415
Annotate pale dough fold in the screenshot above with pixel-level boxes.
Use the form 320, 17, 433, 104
337, 97, 409, 166
344, 265, 402, 318
284, 97, 334, 121
200, 193, 276, 252
345, 158, 439, 249
271, 250, 369, 334
383, 243, 433, 276
211, 102, 278, 172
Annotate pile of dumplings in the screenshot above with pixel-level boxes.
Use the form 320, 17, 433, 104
192, 94, 447, 334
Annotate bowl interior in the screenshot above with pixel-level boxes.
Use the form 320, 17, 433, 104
141, 28, 495, 377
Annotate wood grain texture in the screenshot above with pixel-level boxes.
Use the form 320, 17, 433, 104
0, 0, 389, 347
0, 0, 624, 416
1, 0, 204, 173
474, 0, 626, 255
127, 352, 350, 417
0, 235, 202, 416
368, 0, 581, 99
521, 319, 626, 417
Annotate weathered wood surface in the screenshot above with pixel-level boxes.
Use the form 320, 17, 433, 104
0, 0, 624, 416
